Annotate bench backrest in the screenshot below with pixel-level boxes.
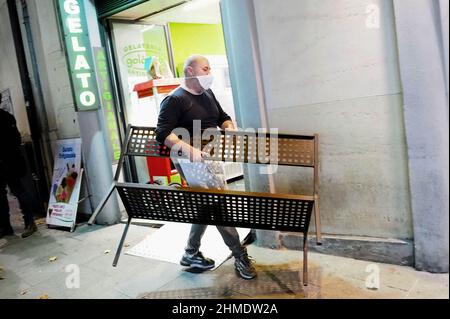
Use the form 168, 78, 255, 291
125, 126, 317, 168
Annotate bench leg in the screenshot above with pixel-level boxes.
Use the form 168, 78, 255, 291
314, 198, 322, 245
88, 183, 116, 225
113, 217, 132, 267
303, 233, 308, 286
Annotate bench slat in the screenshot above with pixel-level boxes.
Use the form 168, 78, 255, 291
116, 183, 314, 233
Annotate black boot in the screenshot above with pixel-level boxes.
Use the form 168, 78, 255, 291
21, 221, 37, 238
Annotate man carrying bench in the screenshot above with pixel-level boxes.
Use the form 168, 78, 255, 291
155, 55, 257, 280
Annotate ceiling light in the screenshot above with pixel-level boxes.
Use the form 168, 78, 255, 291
183, 0, 219, 12
140, 25, 156, 33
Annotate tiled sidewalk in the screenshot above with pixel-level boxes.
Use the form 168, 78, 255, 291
0, 218, 447, 299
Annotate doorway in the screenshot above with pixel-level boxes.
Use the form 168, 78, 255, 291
105, 0, 243, 184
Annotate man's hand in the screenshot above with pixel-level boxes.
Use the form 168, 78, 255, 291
190, 147, 208, 163
221, 120, 236, 131
165, 133, 209, 162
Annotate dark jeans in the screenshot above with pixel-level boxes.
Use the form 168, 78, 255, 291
0, 174, 34, 228
173, 158, 246, 258
185, 224, 246, 258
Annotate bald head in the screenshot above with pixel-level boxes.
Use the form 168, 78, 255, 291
183, 55, 209, 77
182, 55, 212, 93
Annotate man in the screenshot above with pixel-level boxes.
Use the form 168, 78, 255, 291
0, 93, 37, 238
155, 55, 257, 280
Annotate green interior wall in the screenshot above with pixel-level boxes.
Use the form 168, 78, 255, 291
168, 23, 226, 77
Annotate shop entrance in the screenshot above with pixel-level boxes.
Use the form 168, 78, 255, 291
106, 0, 243, 185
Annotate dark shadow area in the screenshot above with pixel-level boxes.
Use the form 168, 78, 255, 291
141, 263, 314, 299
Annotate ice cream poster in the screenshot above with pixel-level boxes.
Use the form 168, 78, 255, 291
46, 138, 83, 229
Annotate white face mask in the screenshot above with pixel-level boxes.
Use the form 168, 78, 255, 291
197, 75, 214, 91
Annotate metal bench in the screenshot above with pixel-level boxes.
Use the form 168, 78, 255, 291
89, 125, 321, 285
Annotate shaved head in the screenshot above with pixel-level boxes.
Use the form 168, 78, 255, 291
182, 55, 212, 93
183, 55, 209, 76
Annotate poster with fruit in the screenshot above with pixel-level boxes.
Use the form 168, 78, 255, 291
46, 138, 82, 230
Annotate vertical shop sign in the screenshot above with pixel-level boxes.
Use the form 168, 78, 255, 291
57, 0, 99, 111
93, 47, 121, 163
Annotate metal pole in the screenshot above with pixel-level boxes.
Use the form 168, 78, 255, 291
314, 134, 322, 245
87, 183, 116, 225
113, 217, 132, 267
303, 232, 308, 286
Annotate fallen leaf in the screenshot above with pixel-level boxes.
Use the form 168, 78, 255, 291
124, 243, 130, 247
48, 256, 58, 262
104, 250, 111, 254
39, 294, 49, 299
388, 267, 398, 274
20, 290, 28, 295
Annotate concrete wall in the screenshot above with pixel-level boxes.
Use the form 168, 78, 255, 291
252, 0, 413, 239
22, 0, 79, 141
0, 0, 30, 137
221, 0, 272, 193
439, 0, 449, 96
393, 0, 449, 272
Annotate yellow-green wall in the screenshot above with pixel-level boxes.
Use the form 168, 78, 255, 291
168, 23, 226, 77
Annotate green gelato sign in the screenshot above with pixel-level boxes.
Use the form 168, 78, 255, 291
57, 0, 99, 111
94, 47, 121, 163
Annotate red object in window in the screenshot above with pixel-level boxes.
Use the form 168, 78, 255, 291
146, 157, 186, 186
133, 78, 181, 99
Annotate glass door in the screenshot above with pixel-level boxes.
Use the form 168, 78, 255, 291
110, 21, 174, 128
110, 21, 175, 183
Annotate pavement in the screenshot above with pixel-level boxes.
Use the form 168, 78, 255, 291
0, 214, 448, 299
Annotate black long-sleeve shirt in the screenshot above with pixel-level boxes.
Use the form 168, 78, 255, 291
155, 87, 231, 144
